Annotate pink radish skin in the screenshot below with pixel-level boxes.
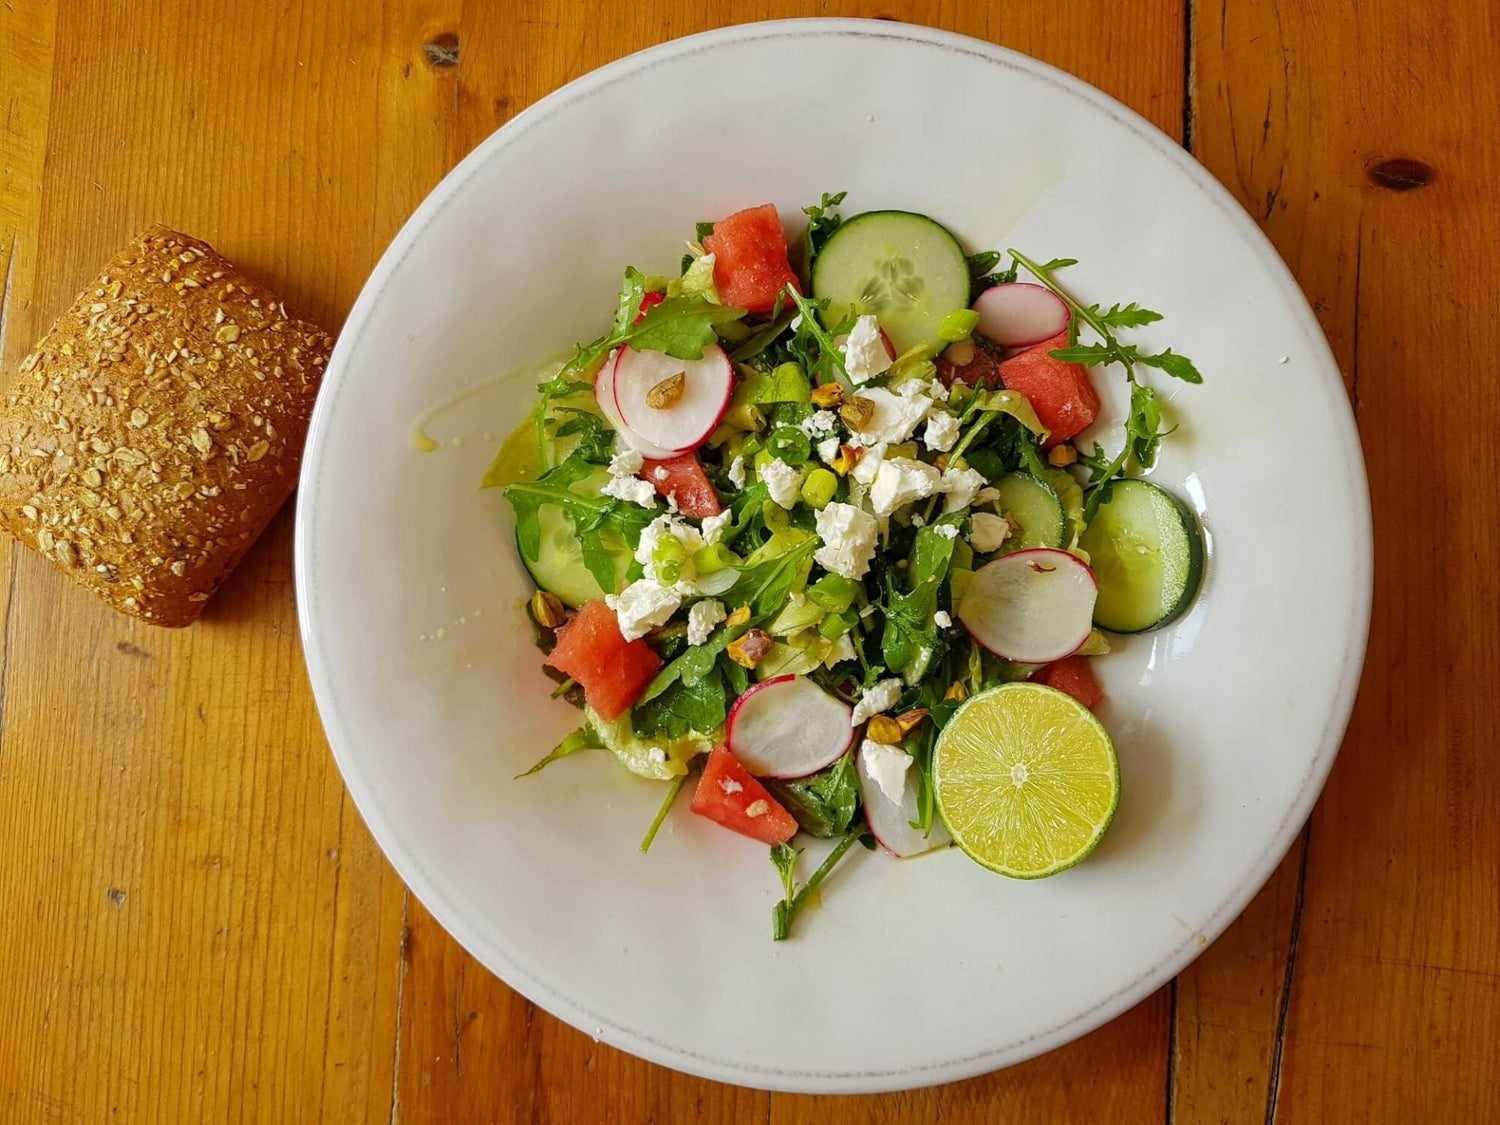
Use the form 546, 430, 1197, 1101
593, 351, 685, 460
857, 741, 951, 858
958, 548, 1097, 664
614, 344, 734, 454
973, 283, 1070, 348
726, 675, 853, 780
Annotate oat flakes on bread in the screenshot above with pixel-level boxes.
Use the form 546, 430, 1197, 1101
0, 225, 333, 626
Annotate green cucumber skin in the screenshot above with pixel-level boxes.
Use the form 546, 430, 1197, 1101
1083, 479, 1204, 634
994, 473, 1066, 552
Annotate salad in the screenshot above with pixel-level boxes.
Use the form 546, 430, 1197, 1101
485, 195, 1205, 939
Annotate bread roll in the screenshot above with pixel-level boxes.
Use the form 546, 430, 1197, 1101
0, 226, 333, 626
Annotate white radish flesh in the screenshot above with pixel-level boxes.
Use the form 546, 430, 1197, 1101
593, 352, 683, 460
957, 548, 1097, 664
726, 675, 853, 779
973, 283, 1070, 348
614, 344, 734, 454
857, 742, 951, 858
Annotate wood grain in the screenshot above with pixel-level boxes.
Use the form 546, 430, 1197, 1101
1178, 0, 1500, 1120
0, 0, 1497, 1121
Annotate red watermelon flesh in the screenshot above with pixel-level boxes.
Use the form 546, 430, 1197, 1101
545, 600, 661, 720
641, 452, 722, 518
703, 204, 799, 315
997, 331, 1101, 447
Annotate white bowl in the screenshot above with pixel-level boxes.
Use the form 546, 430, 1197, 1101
296, 19, 1370, 1093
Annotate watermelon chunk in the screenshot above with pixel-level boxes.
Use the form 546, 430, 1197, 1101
997, 331, 1101, 447
690, 745, 799, 845
1033, 655, 1104, 710
641, 452, 722, 518
702, 204, 799, 316
545, 600, 661, 720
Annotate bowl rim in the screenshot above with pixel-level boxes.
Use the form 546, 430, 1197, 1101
295, 16, 1372, 1092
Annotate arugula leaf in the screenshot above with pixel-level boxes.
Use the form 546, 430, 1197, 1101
966, 249, 1018, 301
771, 826, 866, 941
881, 524, 958, 681
783, 286, 853, 388
695, 220, 716, 242
1136, 347, 1204, 384
614, 266, 647, 334
628, 295, 746, 357
502, 454, 651, 591
769, 750, 861, 838
550, 407, 614, 464
631, 663, 728, 740
516, 726, 601, 778
639, 773, 689, 854
769, 842, 800, 928
1094, 301, 1164, 329
801, 190, 847, 275
730, 303, 799, 363
728, 537, 818, 618
1125, 381, 1173, 468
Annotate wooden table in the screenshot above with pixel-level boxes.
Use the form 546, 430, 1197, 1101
1, 1, 1495, 1120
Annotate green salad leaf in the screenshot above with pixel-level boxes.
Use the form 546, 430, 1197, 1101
769, 750, 861, 838
500, 455, 652, 593
632, 663, 728, 740
515, 726, 601, 778
881, 521, 959, 682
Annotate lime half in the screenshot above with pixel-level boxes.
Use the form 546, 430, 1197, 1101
934, 682, 1119, 878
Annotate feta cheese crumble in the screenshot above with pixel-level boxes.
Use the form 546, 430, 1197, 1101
842, 314, 894, 384
933, 523, 960, 540
727, 455, 747, 489
700, 510, 732, 545
606, 579, 681, 641
851, 441, 887, 485
969, 511, 1011, 553
922, 410, 961, 453
848, 385, 931, 445
601, 473, 657, 508
851, 677, 904, 726
941, 466, 988, 513
608, 449, 644, 476
814, 502, 879, 579
761, 458, 801, 509
801, 410, 838, 437
861, 739, 914, 802
687, 599, 727, 645
869, 457, 943, 517
933, 609, 953, 628
817, 436, 842, 464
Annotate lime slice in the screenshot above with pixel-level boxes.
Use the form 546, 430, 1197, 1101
934, 682, 1119, 878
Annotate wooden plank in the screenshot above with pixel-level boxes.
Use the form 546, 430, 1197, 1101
0, 0, 444, 1119
1185, 0, 1500, 1120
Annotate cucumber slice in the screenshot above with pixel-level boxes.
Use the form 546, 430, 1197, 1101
518, 468, 632, 607
811, 211, 971, 355
993, 472, 1066, 552
1079, 480, 1204, 633
586, 706, 713, 780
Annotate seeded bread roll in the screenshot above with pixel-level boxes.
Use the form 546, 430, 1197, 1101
0, 226, 333, 626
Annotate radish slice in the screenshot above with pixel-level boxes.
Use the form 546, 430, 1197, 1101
973, 283, 1070, 348
593, 350, 627, 429
857, 741, 951, 858
614, 344, 733, 454
726, 675, 853, 779
593, 351, 685, 460
957, 548, 1097, 663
